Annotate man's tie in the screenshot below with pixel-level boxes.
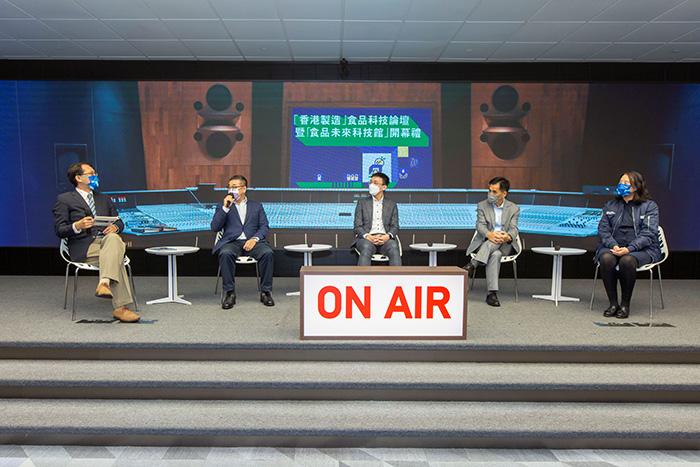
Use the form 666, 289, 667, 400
87, 192, 97, 217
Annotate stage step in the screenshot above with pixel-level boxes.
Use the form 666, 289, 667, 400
1, 360, 700, 403
3, 345, 700, 363
1, 398, 700, 448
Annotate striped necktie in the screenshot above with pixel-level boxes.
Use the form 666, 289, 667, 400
87, 193, 97, 217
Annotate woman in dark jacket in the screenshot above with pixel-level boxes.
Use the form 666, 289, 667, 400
594, 171, 661, 319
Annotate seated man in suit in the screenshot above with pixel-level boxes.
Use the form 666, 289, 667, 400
463, 176, 520, 307
352, 172, 401, 266
53, 162, 139, 322
211, 175, 274, 309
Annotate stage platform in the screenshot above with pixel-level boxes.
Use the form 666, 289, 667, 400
3, 275, 700, 448
0, 275, 698, 361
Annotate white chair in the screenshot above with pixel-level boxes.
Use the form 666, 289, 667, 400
589, 226, 668, 320
354, 235, 402, 263
467, 232, 523, 302
60, 238, 138, 321
213, 231, 261, 299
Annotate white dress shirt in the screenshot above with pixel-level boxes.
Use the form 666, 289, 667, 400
369, 196, 386, 235
223, 197, 247, 240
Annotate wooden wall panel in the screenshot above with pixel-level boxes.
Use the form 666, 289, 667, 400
471, 83, 588, 191
139, 81, 252, 190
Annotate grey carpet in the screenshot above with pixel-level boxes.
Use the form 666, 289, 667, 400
1, 360, 700, 390
0, 275, 695, 350
2, 399, 700, 437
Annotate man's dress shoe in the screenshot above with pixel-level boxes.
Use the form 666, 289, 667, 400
463, 262, 476, 277
486, 292, 500, 307
260, 292, 275, 307
95, 282, 113, 299
113, 305, 140, 323
222, 291, 236, 309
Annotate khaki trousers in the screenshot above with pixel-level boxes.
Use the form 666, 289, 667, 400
85, 233, 133, 309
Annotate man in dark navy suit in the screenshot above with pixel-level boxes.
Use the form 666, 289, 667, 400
53, 162, 139, 322
211, 175, 274, 309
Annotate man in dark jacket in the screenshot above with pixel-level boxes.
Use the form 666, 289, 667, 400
352, 172, 401, 266
211, 174, 274, 309
53, 162, 139, 322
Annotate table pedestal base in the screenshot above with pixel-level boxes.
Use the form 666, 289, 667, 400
428, 251, 438, 267
287, 251, 314, 296
147, 295, 189, 306
532, 294, 580, 303
146, 254, 191, 305
532, 254, 577, 307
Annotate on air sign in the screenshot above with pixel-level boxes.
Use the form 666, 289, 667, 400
300, 266, 467, 340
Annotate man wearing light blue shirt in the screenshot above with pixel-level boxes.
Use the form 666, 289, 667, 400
464, 177, 520, 307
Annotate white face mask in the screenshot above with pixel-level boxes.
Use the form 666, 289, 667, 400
228, 188, 241, 200
368, 183, 381, 196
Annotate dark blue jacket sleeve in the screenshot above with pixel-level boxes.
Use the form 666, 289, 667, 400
627, 201, 659, 253
597, 200, 618, 249
252, 204, 269, 240
211, 202, 227, 233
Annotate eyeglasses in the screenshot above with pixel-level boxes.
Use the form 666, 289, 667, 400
81, 172, 98, 177
228, 185, 245, 189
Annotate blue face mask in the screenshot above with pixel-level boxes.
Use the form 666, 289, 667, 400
616, 183, 631, 197
83, 175, 100, 190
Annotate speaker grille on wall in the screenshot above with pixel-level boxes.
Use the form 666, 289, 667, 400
55, 143, 88, 190
480, 85, 531, 161
193, 84, 244, 159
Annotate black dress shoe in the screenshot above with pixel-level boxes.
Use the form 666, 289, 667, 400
603, 304, 620, 317
260, 291, 275, 307
222, 291, 236, 309
616, 306, 630, 319
462, 262, 476, 277
486, 292, 500, 307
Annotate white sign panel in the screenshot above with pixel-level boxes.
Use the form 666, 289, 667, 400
301, 269, 466, 339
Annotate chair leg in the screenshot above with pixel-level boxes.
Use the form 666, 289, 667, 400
657, 265, 665, 309
63, 265, 71, 310
649, 269, 654, 321
512, 259, 519, 303
72, 268, 79, 321
127, 263, 139, 312
469, 269, 476, 291
255, 262, 261, 293
215, 266, 221, 295
589, 264, 599, 311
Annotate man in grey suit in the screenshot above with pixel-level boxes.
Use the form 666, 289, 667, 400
352, 172, 401, 266
464, 176, 520, 307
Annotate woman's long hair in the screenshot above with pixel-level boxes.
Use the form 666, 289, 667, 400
618, 171, 652, 204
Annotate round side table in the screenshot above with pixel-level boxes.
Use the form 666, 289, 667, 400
409, 243, 457, 267
284, 244, 333, 296
531, 246, 587, 306
145, 246, 199, 305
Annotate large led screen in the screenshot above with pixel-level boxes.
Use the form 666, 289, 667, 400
0, 81, 698, 250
